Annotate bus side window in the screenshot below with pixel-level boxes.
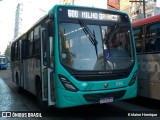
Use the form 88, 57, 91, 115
155, 23, 160, 52
22, 41, 25, 59
155, 38, 160, 51
24, 38, 29, 58
22, 39, 28, 59
11, 43, 15, 61
28, 31, 34, 57
47, 20, 54, 68
146, 22, 160, 53
14, 42, 18, 60
17, 41, 20, 60
42, 29, 47, 66
33, 25, 41, 57
133, 27, 144, 54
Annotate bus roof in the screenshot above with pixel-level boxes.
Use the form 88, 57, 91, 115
132, 14, 160, 27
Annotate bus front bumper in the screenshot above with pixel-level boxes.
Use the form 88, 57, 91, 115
55, 84, 137, 108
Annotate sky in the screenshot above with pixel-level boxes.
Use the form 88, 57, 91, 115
0, 0, 17, 55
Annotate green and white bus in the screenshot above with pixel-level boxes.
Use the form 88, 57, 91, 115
11, 5, 138, 109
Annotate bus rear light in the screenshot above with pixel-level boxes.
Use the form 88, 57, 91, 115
128, 72, 137, 86
58, 74, 78, 92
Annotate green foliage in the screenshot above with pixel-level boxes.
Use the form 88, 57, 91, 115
4, 43, 11, 57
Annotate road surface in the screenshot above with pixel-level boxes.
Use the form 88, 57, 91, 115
0, 69, 160, 120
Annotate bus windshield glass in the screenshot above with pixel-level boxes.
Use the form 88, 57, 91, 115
59, 22, 134, 71
58, 6, 134, 71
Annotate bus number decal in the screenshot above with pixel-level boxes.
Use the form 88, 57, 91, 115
116, 81, 124, 87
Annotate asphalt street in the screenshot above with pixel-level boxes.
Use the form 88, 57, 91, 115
0, 69, 160, 120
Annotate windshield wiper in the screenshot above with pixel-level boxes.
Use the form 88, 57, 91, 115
103, 24, 119, 61
108, 24, 119, 42
79, 21, 98, 58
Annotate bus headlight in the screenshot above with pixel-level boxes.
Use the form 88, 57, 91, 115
128, 72, 137, 86
58, 74, 78, 92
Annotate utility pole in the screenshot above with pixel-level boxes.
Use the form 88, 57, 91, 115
130, 0, 146, 18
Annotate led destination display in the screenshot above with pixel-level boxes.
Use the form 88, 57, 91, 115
58, 6, 128, 22
67, 9, 119, 21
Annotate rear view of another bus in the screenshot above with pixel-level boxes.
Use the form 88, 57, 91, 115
0, 56, 8, 70
132, 14, 160, 100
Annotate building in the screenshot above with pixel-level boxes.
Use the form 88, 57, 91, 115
14, 2, 47, 39
107, 0, 120, 10
14, 3, 23, 39
120, 0, 160, 22
14, 1, 58, 39
14, 2, 44, 39
120, 0, 130, 13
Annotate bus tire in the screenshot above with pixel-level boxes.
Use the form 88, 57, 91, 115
36, 82, 48, 110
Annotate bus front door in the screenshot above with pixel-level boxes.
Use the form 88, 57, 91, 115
40, 27, 55, 106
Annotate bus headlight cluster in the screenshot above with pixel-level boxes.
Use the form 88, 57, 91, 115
58, 74, 78, 92
128, 72, 137, 86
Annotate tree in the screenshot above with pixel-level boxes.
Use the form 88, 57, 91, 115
4, 42, 11, 58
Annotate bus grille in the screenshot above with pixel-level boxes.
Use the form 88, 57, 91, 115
73, 73, 129, 81
83, 90, 126, 102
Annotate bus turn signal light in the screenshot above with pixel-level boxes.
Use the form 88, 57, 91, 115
128, 72, 137, 86
58, 74, 78, 92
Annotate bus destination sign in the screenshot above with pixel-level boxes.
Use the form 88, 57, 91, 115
58, 7, 127, 22
67, 9, 119, 21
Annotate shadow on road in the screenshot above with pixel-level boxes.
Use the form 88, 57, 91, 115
125, 96, 160, 110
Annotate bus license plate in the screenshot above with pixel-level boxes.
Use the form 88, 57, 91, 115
100, 97, 113, 104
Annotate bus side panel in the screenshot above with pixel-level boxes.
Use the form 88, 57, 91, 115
149, 82, 160, 100
138, 78, 149, 97
138, 54, 160, 99
11, 61, 20, 85
29, 58, 41, 95
11, 61, 16, 83
22, 59, 29, 90
26, 58, 40, 95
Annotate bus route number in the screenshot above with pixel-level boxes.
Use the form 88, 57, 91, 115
116, 81, 124, 87
68, 10, 78, 18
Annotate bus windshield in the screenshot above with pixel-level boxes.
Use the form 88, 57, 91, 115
59, 21, 134, 71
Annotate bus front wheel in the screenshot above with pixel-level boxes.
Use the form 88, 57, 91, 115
36, 82, 48, 110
